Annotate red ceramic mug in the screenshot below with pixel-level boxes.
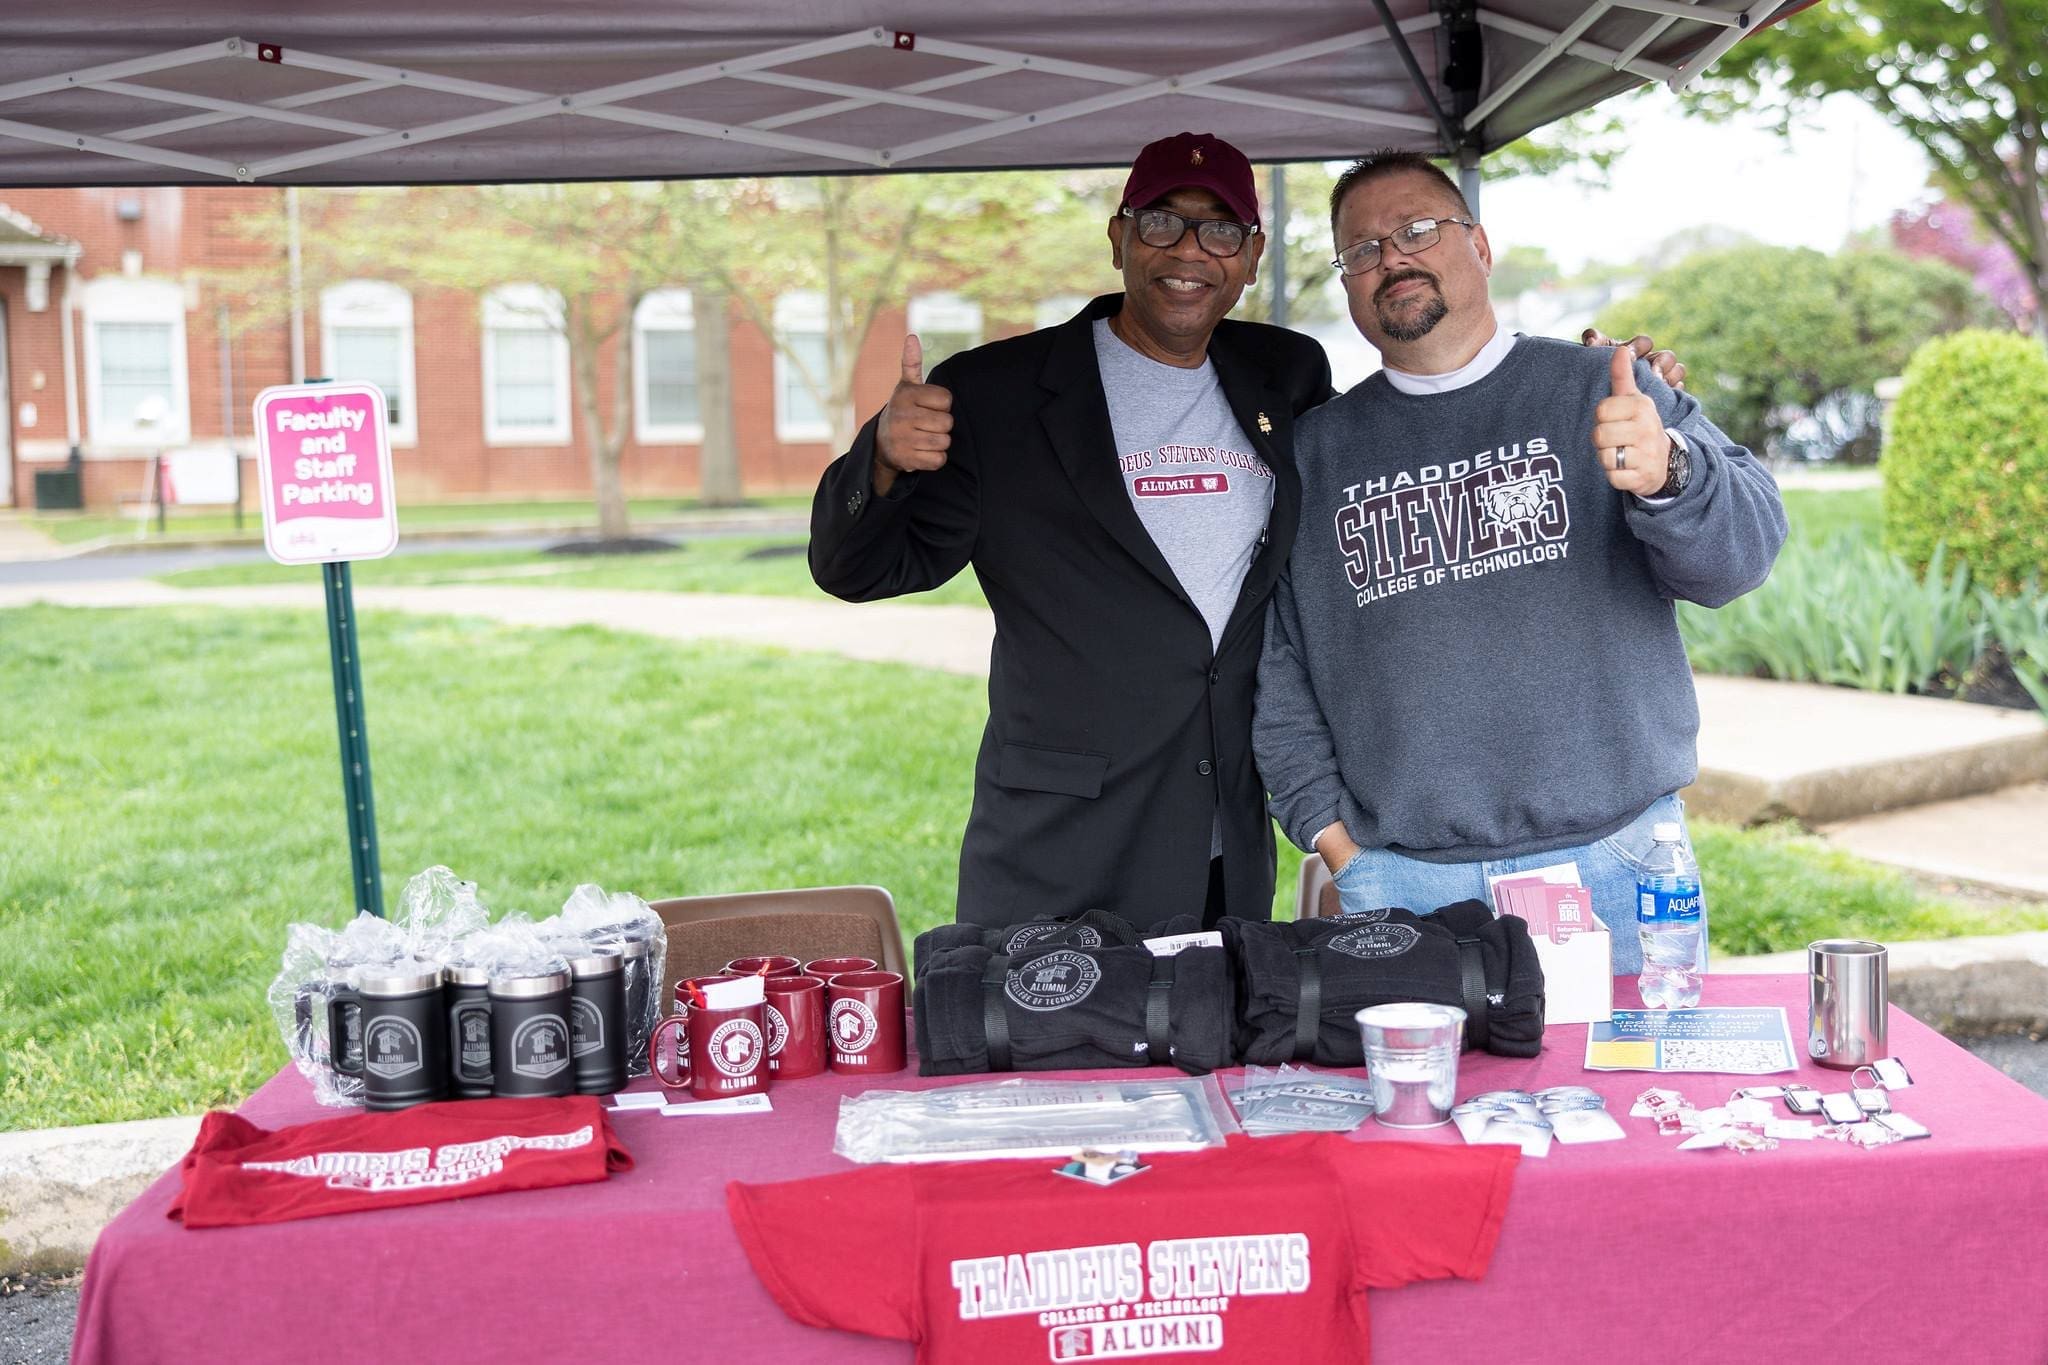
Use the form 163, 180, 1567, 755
804, 956, 878, 984
650, 975, 745, 1091
827, 970, 906, 1075
762, 974, 827, 1079
723, 955, 802, 978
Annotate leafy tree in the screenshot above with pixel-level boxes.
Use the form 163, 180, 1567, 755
667, 171, 1114, 450
1490, 245, 1562, 299
1684, 0, 2048, 339
220, 183, 691, 540
1892, 197, 2040, 331
1595, 244, 1999, 456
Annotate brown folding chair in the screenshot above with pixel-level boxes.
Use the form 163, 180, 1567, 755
1296, 853, 1341, 921
646, 885, 908, 1010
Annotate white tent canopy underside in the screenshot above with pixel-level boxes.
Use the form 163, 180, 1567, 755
0, 1, 1809, 186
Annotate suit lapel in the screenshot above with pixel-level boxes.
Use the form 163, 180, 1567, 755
1039, 298, 1197, 612
1209, 328, 1300, 642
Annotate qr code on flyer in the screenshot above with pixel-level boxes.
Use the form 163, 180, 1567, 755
1659, 1039, 1793, 1074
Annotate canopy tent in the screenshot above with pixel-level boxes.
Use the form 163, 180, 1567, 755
0, 2, 1814, 189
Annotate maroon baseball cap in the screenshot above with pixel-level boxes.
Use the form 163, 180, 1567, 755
1120, 132, 1259, 228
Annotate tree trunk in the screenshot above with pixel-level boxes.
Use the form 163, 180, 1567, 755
821, 179, 857, 452
695, 289, 743, 506
570, 313, 630, 541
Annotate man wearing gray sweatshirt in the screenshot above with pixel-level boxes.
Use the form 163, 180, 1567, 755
1253, 151, 1787, 972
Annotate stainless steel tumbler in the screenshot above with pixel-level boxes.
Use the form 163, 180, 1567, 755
1808, 939, 1888, 1069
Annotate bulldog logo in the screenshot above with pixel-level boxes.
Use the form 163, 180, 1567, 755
1005, 949, 1102, 1012
1478, 473, 1551, 528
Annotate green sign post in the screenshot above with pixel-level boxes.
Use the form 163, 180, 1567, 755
253, 379, 400, 917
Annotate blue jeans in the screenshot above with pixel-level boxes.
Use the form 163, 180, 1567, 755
1329, 794, 1696, 976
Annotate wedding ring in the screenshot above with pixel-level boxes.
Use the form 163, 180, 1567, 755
1612, 447, 1628, 470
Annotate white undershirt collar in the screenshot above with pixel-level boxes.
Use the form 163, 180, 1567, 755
1381, 323, 1516, 395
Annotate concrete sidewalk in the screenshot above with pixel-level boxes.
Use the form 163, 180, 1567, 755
0, 514, 62, 563
4, 576, 2042, 843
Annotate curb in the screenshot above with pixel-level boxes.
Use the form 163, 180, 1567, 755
0, 1115, 201, 1275
1720, 930, 2048, 1037
5, 933, 2044, 1275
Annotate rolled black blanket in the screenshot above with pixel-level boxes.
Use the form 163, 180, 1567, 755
1224, 901, 1545, 1064
913, 940, 1236, 1076
911, 910, 1200, 978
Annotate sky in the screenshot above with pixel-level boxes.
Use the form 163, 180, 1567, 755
1480, 87, 1936, 272
1305, 87, 1940, 386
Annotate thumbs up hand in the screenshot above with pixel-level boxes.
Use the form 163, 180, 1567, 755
1592, 344, 1672, 497
873, 333, 954, 495
1581, 327, 1686, 391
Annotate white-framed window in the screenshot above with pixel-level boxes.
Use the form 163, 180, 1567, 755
481, 283, 571, 446
632, 289, 701, 444
908, 292, 983, 372
82, 276, 189, 449
1035, 295, 1088, 330
773, 291, 831, 443
319, 280, 418, 446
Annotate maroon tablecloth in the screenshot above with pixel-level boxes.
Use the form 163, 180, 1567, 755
72, 976, 2048, 1364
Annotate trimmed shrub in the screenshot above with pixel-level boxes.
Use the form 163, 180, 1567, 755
1883, 329, 2048, 596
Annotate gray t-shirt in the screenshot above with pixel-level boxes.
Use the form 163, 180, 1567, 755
1094, 319, 1276, 862
1092, 319, 1275, 651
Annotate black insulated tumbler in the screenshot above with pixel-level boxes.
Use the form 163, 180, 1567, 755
328, 963, 450, 1111
567, 950, 627, 1096
445, 964, 494, 1099
489, 969, 575, 1099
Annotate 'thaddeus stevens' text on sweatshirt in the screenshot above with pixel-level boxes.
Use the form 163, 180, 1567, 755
1254, 336, 1787, 863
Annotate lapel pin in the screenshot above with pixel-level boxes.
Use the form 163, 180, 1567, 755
1256, 412, 1273, 435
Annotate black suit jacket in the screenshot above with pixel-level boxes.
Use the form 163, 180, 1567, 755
809, 295, 1334, 929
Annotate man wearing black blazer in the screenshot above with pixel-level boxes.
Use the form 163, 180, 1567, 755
810, 133, 1331, 931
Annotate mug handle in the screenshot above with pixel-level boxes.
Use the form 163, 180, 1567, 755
327, 988, 364, 1077
649, 1014, 690, 1089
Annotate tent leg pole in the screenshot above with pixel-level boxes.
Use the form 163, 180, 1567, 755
1459, 146, 1482, 218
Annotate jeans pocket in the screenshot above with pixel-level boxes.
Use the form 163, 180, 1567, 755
1330, 849, 1370, 888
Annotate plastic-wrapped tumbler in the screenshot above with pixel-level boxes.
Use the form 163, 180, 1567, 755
1356, 1002, 1466, 1129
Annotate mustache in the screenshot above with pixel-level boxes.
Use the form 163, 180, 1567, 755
1375, 270, 1438, 303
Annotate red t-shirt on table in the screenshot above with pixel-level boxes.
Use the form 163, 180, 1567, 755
728, 1132, 1517, 1364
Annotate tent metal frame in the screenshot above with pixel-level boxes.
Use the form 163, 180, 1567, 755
0, 3, 1759, 186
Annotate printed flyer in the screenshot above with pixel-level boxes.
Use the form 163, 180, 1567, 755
1584, 1007, 1797, 1075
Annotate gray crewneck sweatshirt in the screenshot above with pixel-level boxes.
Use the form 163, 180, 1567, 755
1254, 336, 1786, 862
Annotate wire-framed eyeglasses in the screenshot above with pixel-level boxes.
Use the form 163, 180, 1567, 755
1331, 216, 1478, 276
1120, 206, 1258, 259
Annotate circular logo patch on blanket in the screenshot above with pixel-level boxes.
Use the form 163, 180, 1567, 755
1005, 949, 1102, 1012
1327, 923, 1421, 960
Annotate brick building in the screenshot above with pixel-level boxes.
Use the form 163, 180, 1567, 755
0, 185, 997, 513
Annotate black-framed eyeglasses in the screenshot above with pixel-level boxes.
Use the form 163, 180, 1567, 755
1331, 216, 1477, 276
1121, 206, 1258, 259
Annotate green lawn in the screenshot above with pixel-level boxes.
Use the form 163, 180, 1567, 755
4, 603, 2041, 1130
1780, 486, 1880, 545
33, 495, 805, 545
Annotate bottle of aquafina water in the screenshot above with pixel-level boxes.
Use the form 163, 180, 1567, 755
1636, 821, 1705, 1009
